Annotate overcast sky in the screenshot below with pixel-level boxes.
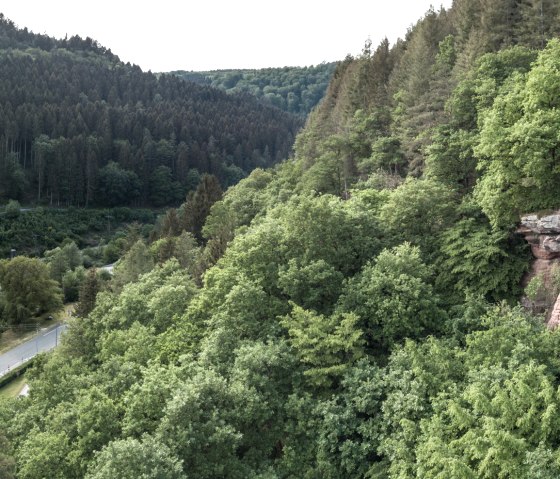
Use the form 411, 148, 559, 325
1, 1, 453, 72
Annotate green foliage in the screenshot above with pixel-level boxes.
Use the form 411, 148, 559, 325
62, 266, 86, 302
378, 305, 560, 477
380, 336, 465, 478
379, 178, 458, 257
100, 259, 196, 333
0, 16, 301, 207
282, 304, 364, 389
99, 323, 157, 366
0, 427, 15, 479
437, 201, 529, 303
4, 199, 20, 219
200, 200, 237, 269
366, 135, 406, 175
155, 369, 248, 478
339, 243, 447, 351
74, 387, 122, 470
149, 166, 183, 207
315, 360, 385, 478
121, 365, 180, 438
211, 168, 275, 228
44, 241, 83, 283
278, 259, 344, 314
416, 360, 560, 478
524, 445, 560, 479
425, 126, 477, 191
149, 237, 176, 265
76, 267, 100, 317
86, 435, 185, 479
17, 430, 75, 479
102, 237, 127, 265
173, 231, 202, 276
526, 273, 546, 302
0, 206, 156, 258
0, 256, 63, 324
175, 63, 337, 117
475, 40, 560, 227
273, 194, 382, 278
180, 174, 223, 241
0, 154, 27, 201
112, 240, 154, 291
97, 162, 141, 207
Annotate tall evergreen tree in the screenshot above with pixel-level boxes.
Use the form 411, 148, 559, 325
181, 174, 223, 241
76, 268, 100, 317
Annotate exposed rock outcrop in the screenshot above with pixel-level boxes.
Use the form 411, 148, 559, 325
518, 213, 560, 260
518, 212, 560, 327
549, 295, 560, 329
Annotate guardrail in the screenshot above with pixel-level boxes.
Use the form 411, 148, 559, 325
0, 324, 66, 379
0, 355, 35, 378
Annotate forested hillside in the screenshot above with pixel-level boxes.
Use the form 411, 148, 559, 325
172, 63, 337, 117
5, 1, 560, 478
0, 14, 302, 207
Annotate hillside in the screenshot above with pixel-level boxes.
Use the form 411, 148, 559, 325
0, 14, 303, 207
293, 1, 560, 192
5, 2, 560, 478
172, 63, 337, 117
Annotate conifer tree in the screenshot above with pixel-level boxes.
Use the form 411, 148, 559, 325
76, 268, 100, 317
181, 174, 223, 241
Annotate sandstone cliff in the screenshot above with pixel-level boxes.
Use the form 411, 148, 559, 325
518, 212, 560, 327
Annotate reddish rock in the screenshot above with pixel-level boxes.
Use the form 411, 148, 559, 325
530, 244, 560, 260
548, 294, 560, 329
520, 258, 560, 288
518, 211, 560, 324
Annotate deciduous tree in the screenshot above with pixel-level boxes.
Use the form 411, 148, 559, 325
0, 256, 62, 324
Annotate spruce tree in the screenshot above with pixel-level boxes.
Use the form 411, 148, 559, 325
182, 174, 223, 241
76, 268, 99, 317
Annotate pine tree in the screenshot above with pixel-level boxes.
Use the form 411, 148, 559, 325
517, 0, 560, 48
76, 268, 99, 317
181, 174, 223, 241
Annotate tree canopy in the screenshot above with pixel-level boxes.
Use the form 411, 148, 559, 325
0, 256, 62, 324
0, 15, 302, 207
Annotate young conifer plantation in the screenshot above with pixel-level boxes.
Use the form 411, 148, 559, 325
4, 1, 560, 478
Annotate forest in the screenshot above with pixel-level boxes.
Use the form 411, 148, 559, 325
173, 63, 337, 117
4, 0, 560, 477
0, 14, 302, 207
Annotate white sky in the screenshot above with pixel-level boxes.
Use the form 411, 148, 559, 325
1, 1, 454, 72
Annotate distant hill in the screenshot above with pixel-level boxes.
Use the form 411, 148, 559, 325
172, 63, 337, 117
0, 14, 303, 207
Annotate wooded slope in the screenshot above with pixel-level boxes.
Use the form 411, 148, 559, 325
0, 14, 302, 207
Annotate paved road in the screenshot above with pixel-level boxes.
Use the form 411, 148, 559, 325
0, 323, 67, 377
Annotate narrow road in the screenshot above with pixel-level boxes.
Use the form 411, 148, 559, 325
0, 323, 67, 377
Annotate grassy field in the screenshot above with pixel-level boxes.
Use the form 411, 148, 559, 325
0, 374, 26, 398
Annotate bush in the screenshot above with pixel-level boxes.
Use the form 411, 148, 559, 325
4, 200, 20, 219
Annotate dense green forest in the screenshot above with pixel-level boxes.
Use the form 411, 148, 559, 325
173, 63, 337, 117
0, 14, 302, 207
5, 1, 560, 478
0, 204, 156, 257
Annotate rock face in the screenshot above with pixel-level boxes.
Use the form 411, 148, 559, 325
518, 213, 560, 260
549, 295, 560, 329
518, 212, 560, 327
